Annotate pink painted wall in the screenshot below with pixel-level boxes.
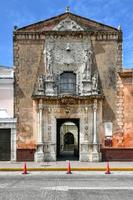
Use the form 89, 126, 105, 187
123, 84, 133, 147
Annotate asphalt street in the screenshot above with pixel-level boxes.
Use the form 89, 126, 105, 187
0, 172, 133, 199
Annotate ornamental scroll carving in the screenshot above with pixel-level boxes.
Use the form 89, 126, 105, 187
53, 17, 84, 31
44, 35, 92, 71
59, 97, 77, 105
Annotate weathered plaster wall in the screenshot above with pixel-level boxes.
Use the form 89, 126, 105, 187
112, 71, 133, 147
123, 78, 133, 147
92, 40, 119, 123
14, 39, 44, 149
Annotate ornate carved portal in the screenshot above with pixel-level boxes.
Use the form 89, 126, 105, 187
33, 97, 102, 162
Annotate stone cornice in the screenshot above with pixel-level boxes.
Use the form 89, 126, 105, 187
13, 30, 122, 41
119, 70, 133, 77
32, 94, 104, 101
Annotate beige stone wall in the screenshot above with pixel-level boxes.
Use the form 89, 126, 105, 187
93, 40, 117, 120
92, 38, 122, 138
14, 39, 44, 148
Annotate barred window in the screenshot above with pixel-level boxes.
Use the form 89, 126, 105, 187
60, 72, 76, 94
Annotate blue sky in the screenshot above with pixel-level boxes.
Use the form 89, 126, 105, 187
0, 0, 133, 68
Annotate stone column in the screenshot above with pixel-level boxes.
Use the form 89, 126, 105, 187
11, 121, 17, 161
34, 99, 44, 162
92, 99, 100, 162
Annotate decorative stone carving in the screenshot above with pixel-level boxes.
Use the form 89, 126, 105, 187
84, 117, 88, 123
84, 133, 88, 141
35, 75, 44, 95
82, 79, 92, 96
44, 35, 91, 73
82, 49, 94, 96
45, 82, 55, 96
65, 106, 71, 114
66, 43, 71, 51
48, 113, 51, 124
43, 44, 55, 96
59, 97, 77, 105
82, 73, 99, 96
65, 6, 70, 13
63, 48, 74, 65
46, 49, 53, 75
45, 73, 55, 96
38, 75, 44, 91
53, 17, 84, 31
84, 125, 89, 141
83, 50, 92, 80
48, 126, 51, 140
93, 99, 98, 112
44, 34, 100, 97
92, 74, 98, 95
92, 99, 101, 162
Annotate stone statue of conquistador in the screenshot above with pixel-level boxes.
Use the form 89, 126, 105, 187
38, 75, 44, 91
46, 49, 53, 74
83, 49, 92, 79
92, 74, 98, 91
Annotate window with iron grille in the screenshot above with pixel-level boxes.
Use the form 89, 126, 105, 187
60, 72, 76, 94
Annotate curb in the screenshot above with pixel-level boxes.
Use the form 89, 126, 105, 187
0, 167, 133, 171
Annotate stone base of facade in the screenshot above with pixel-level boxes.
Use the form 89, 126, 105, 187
17, 149, 35, 161
91, 151, 101, 162
80, 143, 90, 161
80, 153, 89, 162
34, 144, 44, 162
44, 153, 56, 161
17, 148, 133, 162
101, 148, 133, 161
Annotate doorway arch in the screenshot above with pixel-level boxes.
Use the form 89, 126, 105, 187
64, 132, 74, 145
56, 118, 79, 160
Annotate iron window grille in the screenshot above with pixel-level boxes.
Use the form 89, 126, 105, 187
60, 72, 76, 95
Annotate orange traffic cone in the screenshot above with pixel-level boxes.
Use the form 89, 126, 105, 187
105, 161, 111, 174
67, 161, 72, 174
22, 162, 28, 174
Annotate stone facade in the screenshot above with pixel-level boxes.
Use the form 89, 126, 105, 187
13, 11, 133, 162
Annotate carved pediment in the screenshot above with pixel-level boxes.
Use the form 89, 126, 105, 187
53, 17, 84, 31
16, 12, 119, 33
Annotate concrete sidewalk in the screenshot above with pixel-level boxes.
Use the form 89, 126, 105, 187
0, 161, 133, 171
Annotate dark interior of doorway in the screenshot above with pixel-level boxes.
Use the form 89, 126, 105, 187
56, 118, 79, 161
0, 129, 11, 161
